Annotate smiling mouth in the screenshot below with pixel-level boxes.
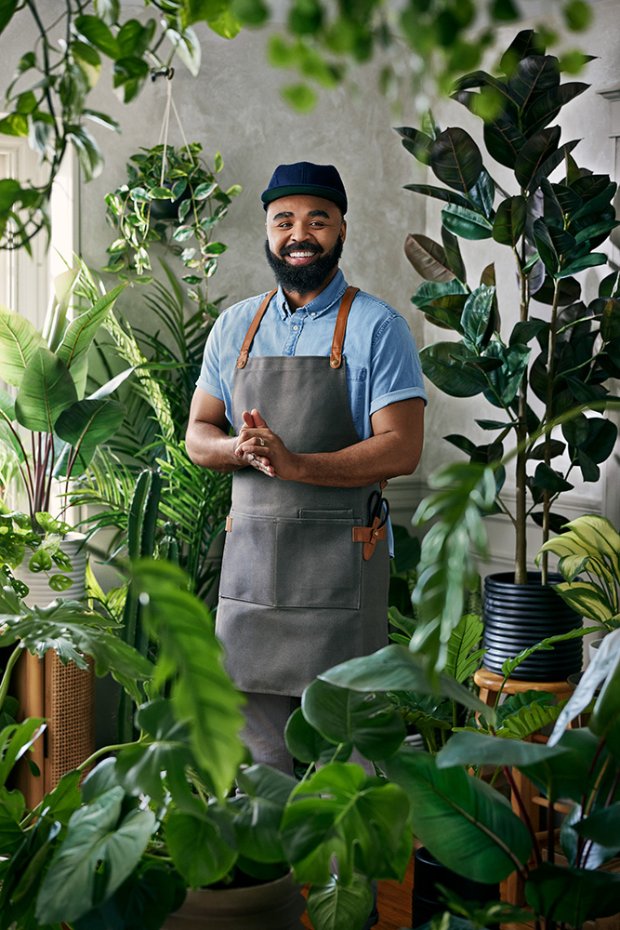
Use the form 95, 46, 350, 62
280, 244, 322, 266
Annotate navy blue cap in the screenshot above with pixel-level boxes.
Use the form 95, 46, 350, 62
261, 161, 347, 214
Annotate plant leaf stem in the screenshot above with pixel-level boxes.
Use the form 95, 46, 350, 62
514, 237, 530, 584
541, 277, 563, 585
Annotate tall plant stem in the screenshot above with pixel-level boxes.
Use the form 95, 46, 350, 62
540, 278, 562, 585
514, 241, 529, 584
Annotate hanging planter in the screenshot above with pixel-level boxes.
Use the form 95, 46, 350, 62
482, 571, 583, 681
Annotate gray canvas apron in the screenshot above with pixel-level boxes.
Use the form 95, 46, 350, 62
216, 286, 389, 696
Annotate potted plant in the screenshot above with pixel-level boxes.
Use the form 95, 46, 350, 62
104, 142, 241, 313
0, 559, 417, 930
398, 28, 619, 679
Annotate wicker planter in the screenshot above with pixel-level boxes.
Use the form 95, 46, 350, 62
163, 872, 306, 930
14, 533, 95, 805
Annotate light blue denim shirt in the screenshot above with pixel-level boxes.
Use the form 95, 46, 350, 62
196, 269, 427, 438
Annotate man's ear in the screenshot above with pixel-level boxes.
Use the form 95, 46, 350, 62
340, 219, 347, 243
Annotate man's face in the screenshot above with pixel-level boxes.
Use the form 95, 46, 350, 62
264, 194, 346, 295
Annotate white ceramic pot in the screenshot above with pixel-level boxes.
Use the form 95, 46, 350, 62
15, 532, 87, 606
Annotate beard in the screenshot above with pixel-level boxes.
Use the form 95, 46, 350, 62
264, 236, 344, 295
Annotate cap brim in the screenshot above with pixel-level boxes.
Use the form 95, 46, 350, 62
261, 184, 347, 213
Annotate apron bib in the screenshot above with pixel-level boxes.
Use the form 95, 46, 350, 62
216, 286, 389, 695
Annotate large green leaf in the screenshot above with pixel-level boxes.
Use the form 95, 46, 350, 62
492, 195, 526, 245
508, 54, 559, 109
131, 560, 245, 801
521, 729, 612, 807
403, 183, 470, 209
461, 285, 496, 351
231, 764, 297, 863
301, 679, 406, 759
590, 644, 620, 761
0, 306, 44, 387
421, 342, 488, 397
56, 283, 125, 397
114, 699, 194, 806
307, 874, 374, 930
319, 644, 493, 721
436, 730, 567, 769
383, 748, 531, 883
524, 82, 588, 136
525, 863, 620, 924
164, 807, 237, 887
281, 762, 411, 884
284, 707, 351, 765
36, 786, 156, 923
430, 128, 483, 193
549, 629, 620, 743
442, 204, 493, 240
14, 347, 77, 433
575, 802, 620, 854
54, 398, 125, 475
444, 613, 484, 684
514, 126, 560, 190
404, 234, 454, 283
0, 718, 45, 790
0, 602, 153, 704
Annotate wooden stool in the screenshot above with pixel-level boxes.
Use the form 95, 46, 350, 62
474, 667, 573, 709
473, 668, 574, 906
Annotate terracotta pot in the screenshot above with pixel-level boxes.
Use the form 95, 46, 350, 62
163, 872, 307, 929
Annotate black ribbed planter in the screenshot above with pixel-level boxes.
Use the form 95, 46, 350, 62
412, 847, 500, 928
482, 572, 582, 681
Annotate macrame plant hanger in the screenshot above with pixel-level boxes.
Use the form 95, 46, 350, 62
152, 66, 196, 184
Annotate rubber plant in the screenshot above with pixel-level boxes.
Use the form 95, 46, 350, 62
398, 28, 619, 586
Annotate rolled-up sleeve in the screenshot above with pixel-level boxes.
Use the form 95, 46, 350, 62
369, 313, 427, 417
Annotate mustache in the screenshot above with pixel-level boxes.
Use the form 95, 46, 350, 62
280, 241, 323, 257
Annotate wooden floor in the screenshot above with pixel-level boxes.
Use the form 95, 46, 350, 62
301, 857, 414, 929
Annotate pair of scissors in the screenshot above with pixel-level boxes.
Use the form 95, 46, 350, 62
367, 490, 389, 529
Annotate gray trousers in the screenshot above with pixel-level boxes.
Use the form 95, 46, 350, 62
242, 691, 374, 776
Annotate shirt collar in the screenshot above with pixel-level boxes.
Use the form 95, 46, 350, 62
275, 269, 348, 320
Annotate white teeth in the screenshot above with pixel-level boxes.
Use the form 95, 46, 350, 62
288, 251, 314, 258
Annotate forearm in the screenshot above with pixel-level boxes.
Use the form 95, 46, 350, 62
286, 432, 420, 487
185, 421, 243, 472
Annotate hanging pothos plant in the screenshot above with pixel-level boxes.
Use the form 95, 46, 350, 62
104, 142, 241, 315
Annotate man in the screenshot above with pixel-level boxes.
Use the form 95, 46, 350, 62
186, 161, 426, 774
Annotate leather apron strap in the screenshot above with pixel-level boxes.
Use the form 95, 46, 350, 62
236, 285, 360, 370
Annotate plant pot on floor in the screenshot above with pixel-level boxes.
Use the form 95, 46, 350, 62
482, 572, 583, 682
412, 846, 500, 928
163, 871, 307, 930
13, 533, 95, 805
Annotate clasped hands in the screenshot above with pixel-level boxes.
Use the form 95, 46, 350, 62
234, 408, 293, 479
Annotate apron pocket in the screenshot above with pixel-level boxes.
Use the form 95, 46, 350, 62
219, 512, 277, 606
275, 514, 362, 609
